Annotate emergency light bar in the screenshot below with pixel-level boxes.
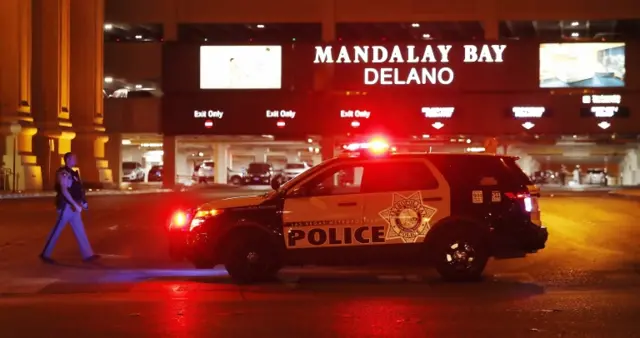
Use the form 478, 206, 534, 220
341, 138, 392, 156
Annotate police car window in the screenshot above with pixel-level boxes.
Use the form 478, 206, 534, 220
361, 161, 438, 193
306, 164, 364, 196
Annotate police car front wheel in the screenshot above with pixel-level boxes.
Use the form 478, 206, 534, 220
432, 229, 489, 282
224, 234, 280, 284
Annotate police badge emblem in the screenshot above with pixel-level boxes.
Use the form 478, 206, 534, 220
378, 192, 438, 244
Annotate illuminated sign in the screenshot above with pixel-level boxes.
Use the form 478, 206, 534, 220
590, 106, 618, 118
422, 107, 454, 118
580, 94, 628, 118
194, 110, 224, 119
598, 121, 611, 129
512, 106, 545, 118
582, 94, 621, 104
266, 110, 296, 118
314, 44, 507, 85
340, 110, 371, 119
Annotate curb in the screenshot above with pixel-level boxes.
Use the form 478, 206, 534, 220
0, 189, 173, 200
608, 191, 640, 200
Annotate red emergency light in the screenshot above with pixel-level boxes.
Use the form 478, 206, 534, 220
342, 137, 391, 156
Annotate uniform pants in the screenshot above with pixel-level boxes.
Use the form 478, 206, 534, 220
42, 205, 94, 259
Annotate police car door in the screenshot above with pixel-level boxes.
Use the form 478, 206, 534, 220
282, 162, 367, 254
360, 158, 451, 262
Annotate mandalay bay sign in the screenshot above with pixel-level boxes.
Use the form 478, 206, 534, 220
313, 44, 507, 85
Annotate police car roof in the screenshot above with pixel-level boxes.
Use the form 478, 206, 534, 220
337, 151, 519, 161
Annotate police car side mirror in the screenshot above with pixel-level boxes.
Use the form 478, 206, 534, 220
270, 177, 281, 190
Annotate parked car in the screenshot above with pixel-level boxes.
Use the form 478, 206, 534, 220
122, 162, 145, 182
243, 162, 274, 185
227, 168, 245, 185
148, 165, 163, 182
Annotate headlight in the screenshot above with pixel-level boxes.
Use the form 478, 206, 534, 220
189, 208, 224, 231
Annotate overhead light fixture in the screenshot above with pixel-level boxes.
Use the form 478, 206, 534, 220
571, 32, 579, 37
422, 134, 430, 138
256, 24, 265, 29
135, 35, 143, 39
121, 139, 131, 145
422, 33, 431, 39
598, 121, 611, 129
104, 76, 113, 83
522, 122, 535, 129
571, 21, 579, 26
411, 23, 420, 28
307, 138, 313, 143
432, 122, 444, 129
104, 23, 113, 30
135, 84, 143, 89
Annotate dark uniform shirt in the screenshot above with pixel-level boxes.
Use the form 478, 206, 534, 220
55, 166, 86, 210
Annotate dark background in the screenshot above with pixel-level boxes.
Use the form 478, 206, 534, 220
161, 41, 639, 136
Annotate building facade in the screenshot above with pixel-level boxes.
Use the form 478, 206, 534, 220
1, 0, 639, 191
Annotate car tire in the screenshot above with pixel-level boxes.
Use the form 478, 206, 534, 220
224, 232, 280, 284
431, 227, 489, 282
230, 176, 242, 185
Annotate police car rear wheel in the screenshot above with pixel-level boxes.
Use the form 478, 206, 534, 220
433, 229, 488, 282
224, 234, 280, 284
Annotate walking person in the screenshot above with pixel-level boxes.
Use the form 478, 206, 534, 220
40, 152, 100, 263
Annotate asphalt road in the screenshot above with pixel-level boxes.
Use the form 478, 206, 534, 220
0, 189, 639, 337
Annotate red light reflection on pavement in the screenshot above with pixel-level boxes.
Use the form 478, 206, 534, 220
329, 299, 432, 336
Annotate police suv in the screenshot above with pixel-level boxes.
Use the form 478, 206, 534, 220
168, 141, 548, 283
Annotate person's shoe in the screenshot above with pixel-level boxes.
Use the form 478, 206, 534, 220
39, 254, 55, 264
83, 254, 101, 262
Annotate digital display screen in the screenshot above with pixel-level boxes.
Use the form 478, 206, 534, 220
199, 45, 282, 89
539, 42, 625, 88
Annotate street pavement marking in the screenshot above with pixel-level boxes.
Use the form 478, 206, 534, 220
0, 278, 60, 295
491, 273, 535, 283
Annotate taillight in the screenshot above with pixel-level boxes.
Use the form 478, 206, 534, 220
505, 192, 533, 213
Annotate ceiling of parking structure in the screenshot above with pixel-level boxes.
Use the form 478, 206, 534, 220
121, 134, 163, 145
532, 155, 625, 167
336, 22, 485, 41
103, 23, 163, 42
500, 19, 640, 40
177, 23, 323, 43
177, 135, 323, 143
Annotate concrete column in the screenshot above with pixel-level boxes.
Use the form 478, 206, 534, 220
105, 133, 122, 188
32, 0, 74, 189
286, 152, 299, 163
162, 135, 176, 188
319, 137, 336, 160
175, 151, 189, 183
311, 155, 322, 166
69, 0, 112, 188
213, 143, 229, 184
314, 2, 336, 91
0, 0, 41, 191
483, 20, 500, 40
619, 149, 640, 186
253, 147, 268, 163
164, 22, 177, 41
